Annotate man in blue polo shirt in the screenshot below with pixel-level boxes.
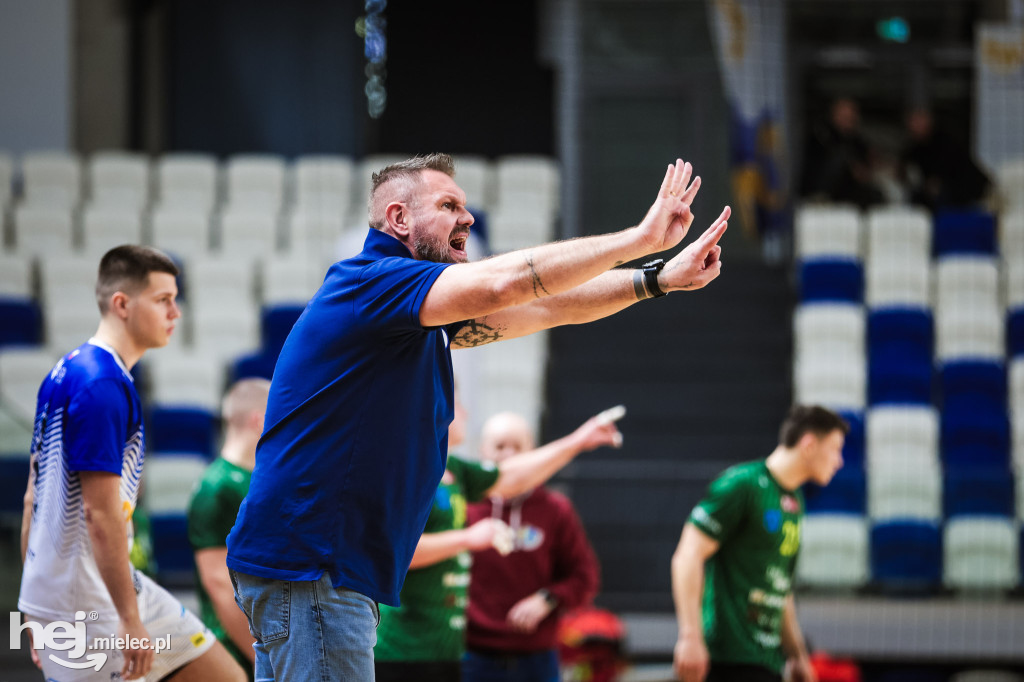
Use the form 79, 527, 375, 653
227, 153, 731, 680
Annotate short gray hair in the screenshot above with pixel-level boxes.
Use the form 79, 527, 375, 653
368, 153, 456, 230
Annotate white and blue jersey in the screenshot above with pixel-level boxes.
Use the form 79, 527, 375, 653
19, 339, 145, 621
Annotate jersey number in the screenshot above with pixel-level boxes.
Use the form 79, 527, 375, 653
779, 520, 800, 557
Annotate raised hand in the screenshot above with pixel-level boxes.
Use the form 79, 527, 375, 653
659, 206, 730, 292
635, 159, 703, 254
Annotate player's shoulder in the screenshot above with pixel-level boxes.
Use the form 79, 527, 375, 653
49, 344, 130, 392
712, 460, 765, 491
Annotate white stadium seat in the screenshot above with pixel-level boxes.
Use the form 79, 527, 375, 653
262, 258, 324, 306
81, 205, 143, 257
293, 154, 355, 214
144, 453, 209, 514
796, 513, 869, 588
14, 205, 76, 257
217, 208, 279, 261
793, 302, 864, 363
150, 207, 211, 259
156, 153, 220, 213
793, 355, 866, 411
453, 154, 493, 210
21, 151, 82, 208
147, 352, 224, 411
794, 204, 861, 260
0, 347, 59, 422
0, 254, 33, 298
869, 458, 942, 521
225, 154, 286, 213
87, 151, 151, 209
866, 405, 940, 469
943, 515, 1019, 591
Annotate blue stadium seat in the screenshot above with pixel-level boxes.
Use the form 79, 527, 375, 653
942, 397, 1010, 470
231, 351, 277, 382
868, 309, 934, 404
261, 304, 305, 357
837, 409, 865, 469
0, 299, 42, 348
799, 258, 863, 303
870, 520, 943, 592
933, 208, 996, 256
149, 512, 195, 587
147, 407, 216, 459
804, 464, 865, 514
0, 455, 31, 516
1009, 308, 1024, 358
944, 466, 1015, 517
940, 359, 1007, 410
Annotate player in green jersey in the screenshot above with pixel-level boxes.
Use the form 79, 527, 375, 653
671, 405, 847, 682
374, 392, 621, 682
187, 378, 270, 680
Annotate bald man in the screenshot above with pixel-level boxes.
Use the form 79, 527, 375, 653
375, 401, 617, 682
188, 378, 271, 680
463, 413, 601, 682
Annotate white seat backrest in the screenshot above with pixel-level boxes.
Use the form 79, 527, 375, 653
286, 208, 346, 257
866, 254, 931, 308
936, 303, 1005, 360
793, 303, 864, 361
488, 208, 554, 252
147, 352, 223, 410
144, 454, 209, 513
494, 155, 559, 210
81, 205, 143, 256
293, 155, 354, 212
1011, 358, 1024, 416
0, 347, 59, 419
190, 302, 259, 361
866, 205, 931, 259
262, 258, 324, 305
15, 205, 76, 256
935, 256, 1000, 306
793, 355, 866, 410
157, 153, 219, 212
39, 254, 97, 309
226, 154, 286, 212
997, 158, 1024, 211
867, 404, 939, 464
0, 254, 33, 298
187, 256, 256, 309
217, 209, 278, 259
21, 151, 81, 207
88, 151, 151, 209
795, 204, 861, 259
150, 207, 210, 259
453, 154, 493, 210
0, 151, 12, 205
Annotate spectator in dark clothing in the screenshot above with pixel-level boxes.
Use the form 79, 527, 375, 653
900, 108, 992, 212
800, 98, 885, 209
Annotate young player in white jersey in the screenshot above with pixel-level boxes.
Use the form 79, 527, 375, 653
18, 245, 245, 681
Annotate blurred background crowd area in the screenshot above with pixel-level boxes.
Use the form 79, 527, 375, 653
1, 1, 1023, 680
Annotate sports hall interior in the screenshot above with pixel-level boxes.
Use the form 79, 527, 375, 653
0, 1, 1022, 680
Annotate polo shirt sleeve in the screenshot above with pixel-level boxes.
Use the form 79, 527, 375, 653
63, 378, 129, 474
447, 456, 500, 503
357, 257, 453, 330
188, 479, 241, 550
689, 468, 749, 544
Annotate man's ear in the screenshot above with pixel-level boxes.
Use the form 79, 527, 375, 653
797, 432, 817, 453
108, 291, 130, 320
384, 201, 410, 237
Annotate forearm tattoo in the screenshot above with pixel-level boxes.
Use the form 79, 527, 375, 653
525, 254, 551, 298
452, 318, 504, 347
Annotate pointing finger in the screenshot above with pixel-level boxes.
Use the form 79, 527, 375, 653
696, 207, 731, 250
659, 163, 676, 198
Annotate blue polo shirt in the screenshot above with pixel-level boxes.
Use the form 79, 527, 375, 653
226, 229, 464, 606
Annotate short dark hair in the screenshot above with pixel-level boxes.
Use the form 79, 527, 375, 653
778, 404, 849, 448
96, 245, 179, 313
368, 153, 456, 230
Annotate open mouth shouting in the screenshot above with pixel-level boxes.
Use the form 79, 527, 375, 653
448, 230, 470, 261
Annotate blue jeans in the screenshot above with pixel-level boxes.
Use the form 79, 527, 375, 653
230, 569, 379, 682
462, 648, 559, 682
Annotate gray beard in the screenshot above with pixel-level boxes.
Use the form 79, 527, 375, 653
414, 232, 458, 264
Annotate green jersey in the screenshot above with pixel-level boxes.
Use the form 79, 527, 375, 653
374, 455, 500, 662
689, 460, 803, 673
187, 457, 253, 673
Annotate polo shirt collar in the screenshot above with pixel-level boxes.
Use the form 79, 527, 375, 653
361, 228, 416, 260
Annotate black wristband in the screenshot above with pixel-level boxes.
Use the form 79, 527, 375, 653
642, 259, 667, 297
537, 588, 558, 608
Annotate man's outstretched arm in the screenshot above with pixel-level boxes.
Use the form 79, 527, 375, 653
451, 206, 729, 347
422, 160, 711, 328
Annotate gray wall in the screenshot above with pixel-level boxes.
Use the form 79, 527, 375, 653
0, 0, 72, 155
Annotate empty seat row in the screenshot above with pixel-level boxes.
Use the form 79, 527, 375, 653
0, 150, 560, 219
